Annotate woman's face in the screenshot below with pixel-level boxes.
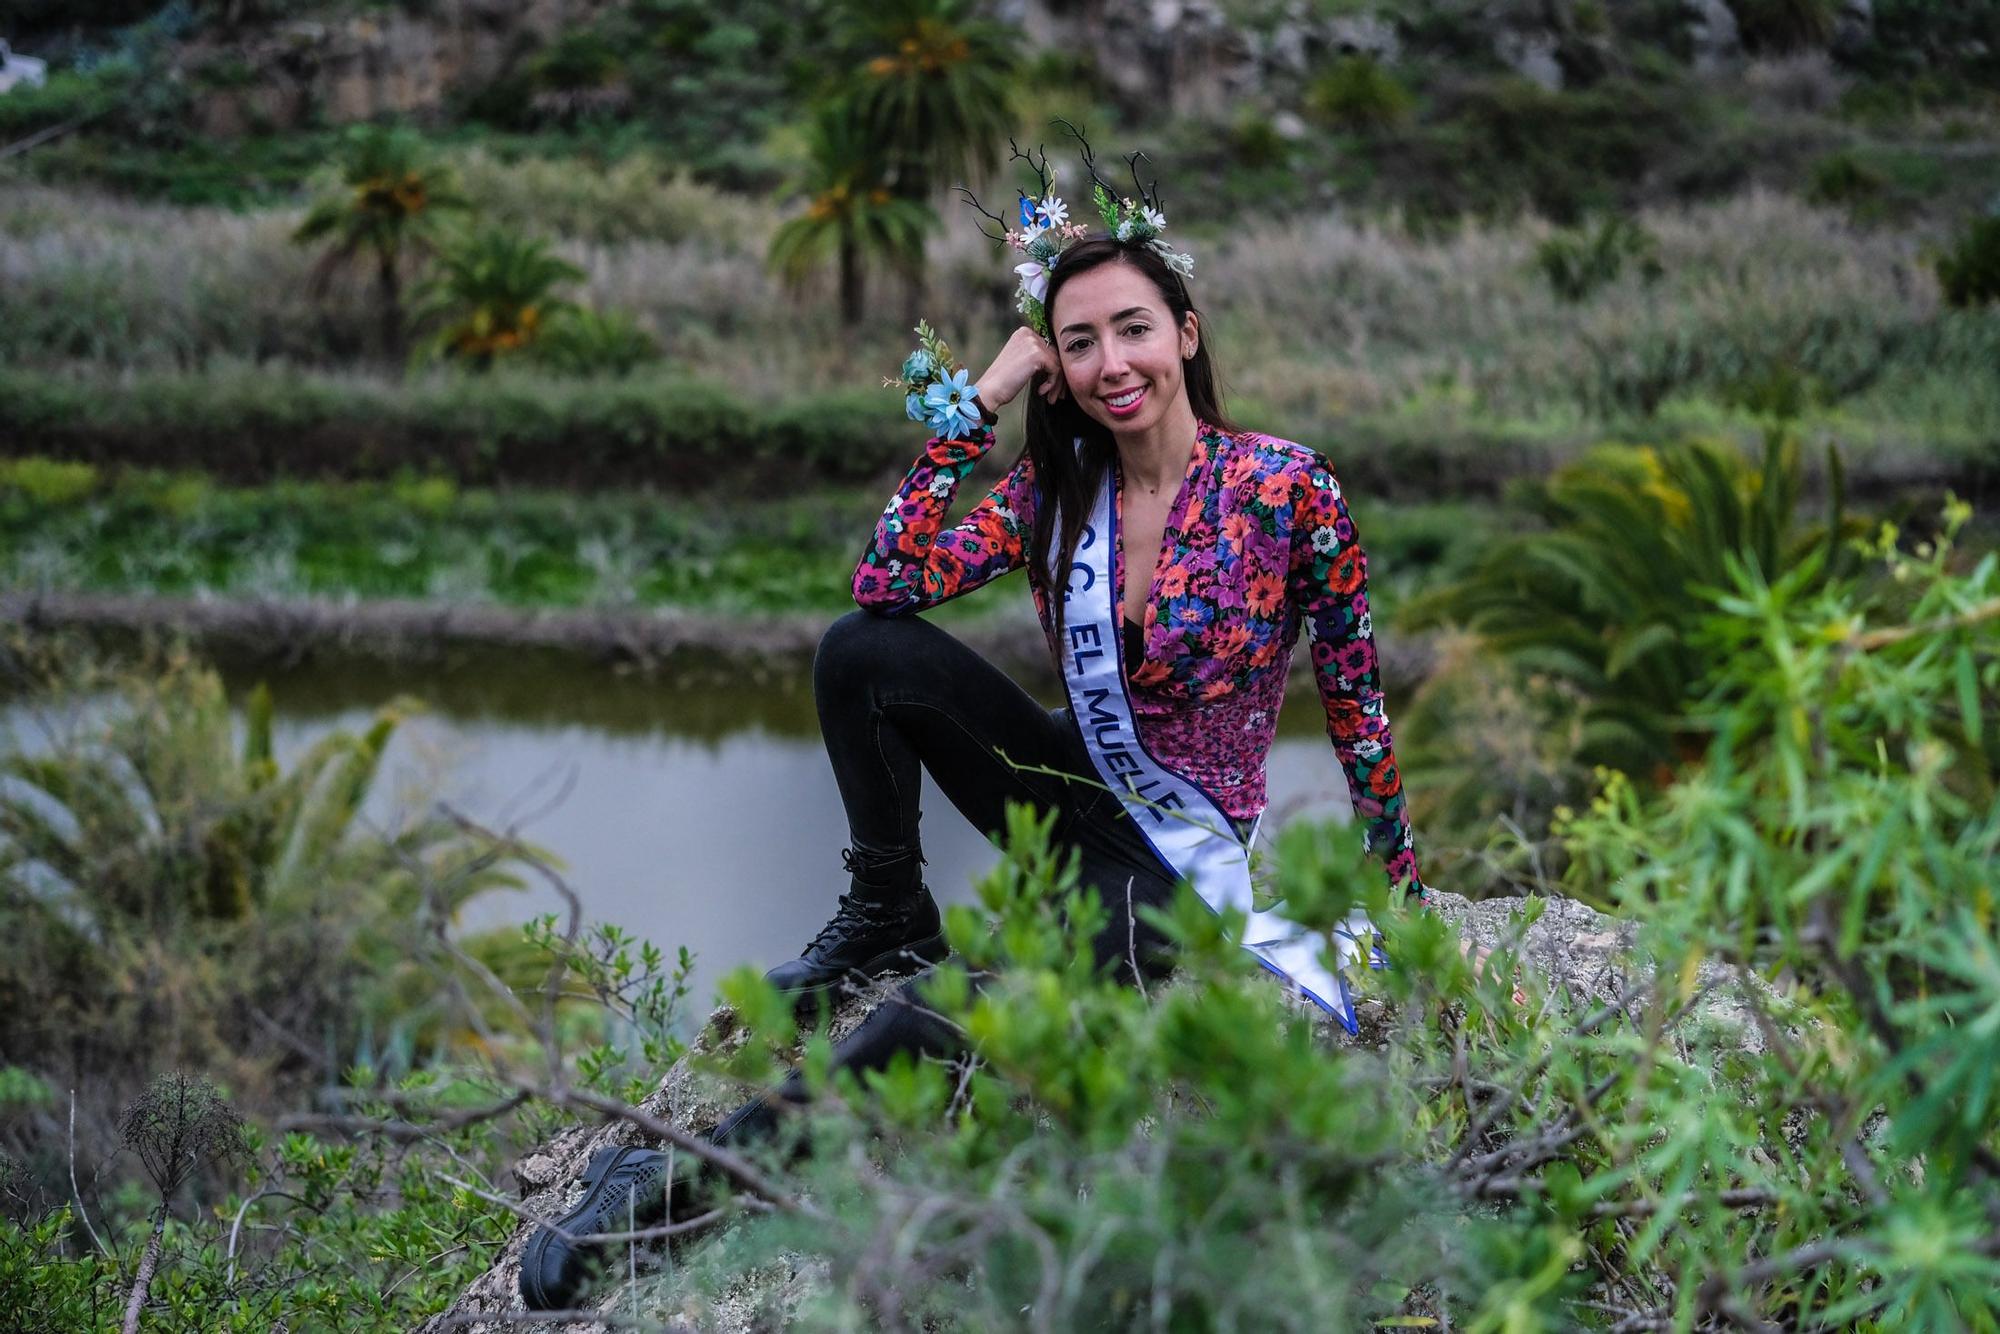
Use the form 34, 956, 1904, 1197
1050, 260, 1199, 440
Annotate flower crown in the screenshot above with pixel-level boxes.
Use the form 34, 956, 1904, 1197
959, 123, 1195, 340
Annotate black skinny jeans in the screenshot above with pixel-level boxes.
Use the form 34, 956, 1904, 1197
712, 607, 1250, 1145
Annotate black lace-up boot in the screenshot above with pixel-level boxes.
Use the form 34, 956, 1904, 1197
519, 1144, 677, 1310
764, 844, 947, 1003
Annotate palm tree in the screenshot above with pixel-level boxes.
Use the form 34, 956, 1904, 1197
293, 124, 468, 361
836, 0, 1020, 199
767, 100, 939, 328
409, 225, 586, 368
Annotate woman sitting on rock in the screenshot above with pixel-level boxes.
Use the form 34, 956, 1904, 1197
520, 147, 1428, 1312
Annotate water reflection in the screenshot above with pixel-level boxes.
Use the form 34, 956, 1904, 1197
7, 646, 1355, 1007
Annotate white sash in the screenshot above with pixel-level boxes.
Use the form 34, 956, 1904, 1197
1051, 447, 1373, 1032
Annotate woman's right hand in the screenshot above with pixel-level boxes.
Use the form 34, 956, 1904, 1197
974, 326, 1066, 415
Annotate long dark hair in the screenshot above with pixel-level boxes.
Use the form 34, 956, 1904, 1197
1021, 236, 1239, 646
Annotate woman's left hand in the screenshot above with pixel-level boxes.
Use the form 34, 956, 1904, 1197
974, 326, 1066, 414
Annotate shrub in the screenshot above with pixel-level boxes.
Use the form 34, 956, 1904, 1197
0, 647, 530, 1098
1416, 430, 1860, 778
1227, 109, 1292, 170
0, 365, 921, 489
1383, 73, 1715, 223
1805, 150, 1886, 208
0, 1109, 515, 1330
1934, 208, 2000, 308
530, 23, 627, 92
448, 147, 769, 247
1726, 0, 1838, 54
0, 68, 128, 139
530, 306, 664, 377
1305, 55, 1415, 132
0, 457, 98, 506
1533, 214, 1663, 303
410, 226, 586, 368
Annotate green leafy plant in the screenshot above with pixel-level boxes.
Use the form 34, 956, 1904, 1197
1534, 215, 1664, 303
409, 226, 586, 368
293, 125, 470, 361
0, 457, 98, 507
1806, 150, 1887, 209
1306, 54, 1416, 132
1933, 206, 2000, 308
0, 648, 529, 1088
2, 653, 422, 925
1417, 431, 1857, 779
529, 305, 664, 377
0, 1094, 515, 1330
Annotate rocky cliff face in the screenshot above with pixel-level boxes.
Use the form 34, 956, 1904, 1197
183, 0, 605, 137
993, 0, 1771, 114
175, 0, 1788, 139
418, 887, 1773, 1332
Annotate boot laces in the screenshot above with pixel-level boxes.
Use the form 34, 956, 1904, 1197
805, 846, 930, 954
806, 889, 905, 953
839, 846, 928, 877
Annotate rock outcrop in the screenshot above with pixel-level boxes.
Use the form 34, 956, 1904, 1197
183, 0, 606, 137
420, 887, 1765, 1332
171, 0, 1773, 138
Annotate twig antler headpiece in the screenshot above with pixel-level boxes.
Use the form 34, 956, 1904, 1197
955, 120, 1195, 339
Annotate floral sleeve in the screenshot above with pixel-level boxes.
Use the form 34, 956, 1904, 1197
1286, 453, 1427, 899
852, 421, 1039, 614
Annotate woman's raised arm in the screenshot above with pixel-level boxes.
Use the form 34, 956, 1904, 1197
851, 327, 1063, 615
851, 424, 1038, 614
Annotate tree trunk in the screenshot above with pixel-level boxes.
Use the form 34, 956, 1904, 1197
899, 266, 924, 337
121, 1207, 167, 1334
838, 237, 863, 329
378, 250, 404, 364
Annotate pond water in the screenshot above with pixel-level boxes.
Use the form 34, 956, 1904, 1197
4, 647, 1358, 1007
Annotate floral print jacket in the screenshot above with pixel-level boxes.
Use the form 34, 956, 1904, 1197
853, 419, 1425, 898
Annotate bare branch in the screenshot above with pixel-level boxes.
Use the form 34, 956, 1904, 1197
68, 1090, 110, 1260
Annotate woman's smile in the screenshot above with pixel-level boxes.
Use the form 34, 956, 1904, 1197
1104, 385, 1147, 418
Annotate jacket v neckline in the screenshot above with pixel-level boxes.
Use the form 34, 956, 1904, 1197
1112, 424, 1223, 648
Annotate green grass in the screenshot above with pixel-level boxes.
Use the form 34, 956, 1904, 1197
0, 457, 1506, 624
0, 459, 869, 613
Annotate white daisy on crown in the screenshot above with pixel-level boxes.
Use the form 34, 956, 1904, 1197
971, 123, 1198, 340
890, 122, 1197, 431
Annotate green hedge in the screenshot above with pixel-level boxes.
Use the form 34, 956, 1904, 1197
0, 364, 1583, 500
0, 366, 910, 490
4, 363, 1990, 501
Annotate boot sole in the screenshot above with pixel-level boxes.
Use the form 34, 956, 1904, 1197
778, 930, 951, 1007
